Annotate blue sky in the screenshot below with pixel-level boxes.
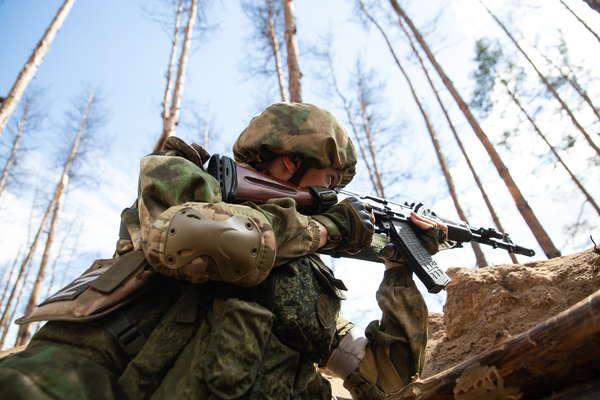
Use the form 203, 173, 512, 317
1, 0, 599, 338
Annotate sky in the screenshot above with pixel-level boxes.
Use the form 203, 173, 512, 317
0, 0, 599, 343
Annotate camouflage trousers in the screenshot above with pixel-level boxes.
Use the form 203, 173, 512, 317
0, 283, 332, 399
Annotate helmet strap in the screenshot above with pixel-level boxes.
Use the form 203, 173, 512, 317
289, 158, 311, 186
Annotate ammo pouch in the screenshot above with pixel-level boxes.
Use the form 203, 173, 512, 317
16, 250, 153, 324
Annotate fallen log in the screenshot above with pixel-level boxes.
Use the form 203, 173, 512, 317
388, 289, 600, 399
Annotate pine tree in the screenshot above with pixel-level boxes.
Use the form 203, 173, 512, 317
388, 0, 561, 258
396, 18, 518, 264
0, 0, 75, 135
155, 0, 199, 151
359, 0, 488, 266
282, 0, 302, 102
479, 0, 600, 157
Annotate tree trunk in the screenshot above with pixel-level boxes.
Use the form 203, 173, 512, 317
155, 0, 198, 152
15, 177, 66, 345
0, 248, 22, 312
0, 259, 32, 349
388, 289, 600, 399
0, 0, 75, 136
359, 1, 487, 267
388, 0, 561, 258
397, 18, 518, 264
0, 199, 53, 337
357, 93, 386, 197
582, 0, 600, 13
283, 0, 302, 102
561, 0, 600, 42
323, 49, 379, 194
480, 0, 600, 157
15, 93, 93, 345
503, 81, 600, 216
0, 100, 31, 197
161, 0, 184, 134
266, 0, 288, 102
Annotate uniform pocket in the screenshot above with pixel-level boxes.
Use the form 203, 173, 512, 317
202, 298, 274, 399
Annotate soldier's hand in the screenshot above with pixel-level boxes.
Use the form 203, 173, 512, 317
409, 212, 448, 255
313, 197, 374, 254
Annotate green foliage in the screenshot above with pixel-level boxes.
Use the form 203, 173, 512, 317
470, 38, 504, 118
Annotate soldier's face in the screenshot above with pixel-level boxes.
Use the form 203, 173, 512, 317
265, 155, 342, 188
297, 167, 342, 189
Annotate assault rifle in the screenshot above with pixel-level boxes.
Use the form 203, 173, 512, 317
206, 154, 535, 294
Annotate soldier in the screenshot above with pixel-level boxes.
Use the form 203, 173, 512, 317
0, 103, 448, 399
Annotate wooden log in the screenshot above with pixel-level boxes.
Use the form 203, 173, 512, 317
388, 289, 600, 399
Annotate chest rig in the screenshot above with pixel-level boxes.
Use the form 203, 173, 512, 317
252, 254, 347, 363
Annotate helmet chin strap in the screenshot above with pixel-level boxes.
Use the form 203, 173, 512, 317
288, 159, 311, 186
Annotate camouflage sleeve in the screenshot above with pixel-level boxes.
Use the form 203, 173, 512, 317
138, 154, 321, 285
337, 265, 428, 399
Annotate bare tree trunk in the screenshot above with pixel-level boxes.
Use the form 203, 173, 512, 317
357, 93, 386, 197
15, 92, 94, 345
161, 0, 184, 134
15, 178, 66, 345
397, 18, 518, 264
44, 218, 75, 299
0, 262, 31, 349
388, 0, 561, 258
560, 0, 600, 43
0, 0, 75, 136
322, 48, 379, 194
266, 0, 289, 102
283, 0, 302, 102
480, 0, 600, 157
0, 99, 31, 197
359, 1, 488, 267
155, 0, 199, 152
0, 248, 22, 312
0, 200, 53, 336
502, 81, 600, 216
582, 0, 600, 13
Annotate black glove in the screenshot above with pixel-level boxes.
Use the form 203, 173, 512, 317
313, 197, 374, 254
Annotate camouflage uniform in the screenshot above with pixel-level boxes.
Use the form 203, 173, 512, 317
0, 103, 431, 399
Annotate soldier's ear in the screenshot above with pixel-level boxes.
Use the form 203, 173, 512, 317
281, 156, 299, 175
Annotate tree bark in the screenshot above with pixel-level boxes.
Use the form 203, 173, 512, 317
397, 18, 517, 264
388, 289, 600, 399
155, 0, 198, 152
15, 92, 94, 345
502, 81, 600, 216
265, 0, 289, 102
582, 0, 600, 13
0, 0, 75, 136
161, 0, 184, 134
388, 0, 561, 258
324, 51, 379, 194
15, 177, 66, 346
359, 1, 487, 267
561, 0, 600, 42
0, 248, 21, 312
480, 0, 600, 157
357, 89, 386, 197
0, 99, 31, 197
283, 0, 302, 102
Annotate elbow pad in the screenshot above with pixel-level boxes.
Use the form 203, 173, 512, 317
144, 203, 276, 286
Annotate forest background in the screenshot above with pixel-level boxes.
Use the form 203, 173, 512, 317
0, 0, 599, 348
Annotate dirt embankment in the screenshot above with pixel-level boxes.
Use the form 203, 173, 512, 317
423, 249, 600, 377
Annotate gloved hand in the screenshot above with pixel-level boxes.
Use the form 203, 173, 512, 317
312, 197, 374, 254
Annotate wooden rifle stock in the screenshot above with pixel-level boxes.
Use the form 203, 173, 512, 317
206, 154, 335, 212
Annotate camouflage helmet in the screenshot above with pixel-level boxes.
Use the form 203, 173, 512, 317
233, 103, 357, 187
